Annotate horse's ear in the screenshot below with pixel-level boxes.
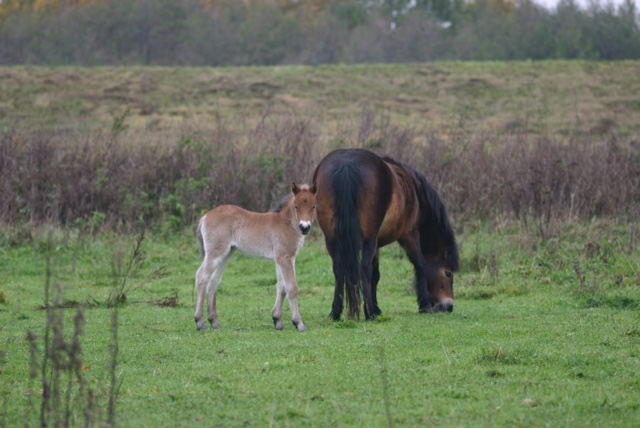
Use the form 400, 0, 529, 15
310, 182, 318, 194
291, 182, 300, 194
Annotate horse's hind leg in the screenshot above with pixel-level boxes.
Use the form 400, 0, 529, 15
326, 241, 345, 321
361, 239, 379, 320
275, 256, 307, 332
370, 250, 382, 317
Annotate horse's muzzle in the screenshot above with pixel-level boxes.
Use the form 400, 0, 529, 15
299, 222, 311, 235
434, 299, 454, 313
423, 298, 454, 313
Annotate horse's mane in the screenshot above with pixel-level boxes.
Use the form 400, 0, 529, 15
382, 156, 460, 271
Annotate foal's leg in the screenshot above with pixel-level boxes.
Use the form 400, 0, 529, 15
275, 256, 307, 332
194, 247, 233, 330
272, 265, 287, 331
195, 257, 213, 331
205, 250, 234, 329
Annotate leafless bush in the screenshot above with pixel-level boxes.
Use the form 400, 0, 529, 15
1, 112, 638, 238
0, 113, 321, 235
412, 131, 640, 238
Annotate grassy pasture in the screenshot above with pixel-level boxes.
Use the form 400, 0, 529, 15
1, 226, 639, 427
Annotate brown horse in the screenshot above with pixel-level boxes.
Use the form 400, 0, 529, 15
194, 183, 317, 331
312, 148, 459, 320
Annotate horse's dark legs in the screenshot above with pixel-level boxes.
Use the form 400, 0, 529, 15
399, 235, 433, 313
370, 251, 382, 317
330, 265, 345, 321
328, 240, 345, 321
361, 239, 378, 320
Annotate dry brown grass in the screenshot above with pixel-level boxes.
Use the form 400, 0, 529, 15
2, 62, 640, 138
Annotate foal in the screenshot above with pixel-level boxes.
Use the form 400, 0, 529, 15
194, 183, 317, 332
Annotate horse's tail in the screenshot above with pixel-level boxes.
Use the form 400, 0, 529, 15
331, 163, 363, 319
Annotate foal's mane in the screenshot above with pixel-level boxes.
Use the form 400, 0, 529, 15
382, 156, 460, 271
270, 184, 313, 213
271, 193, 293, 213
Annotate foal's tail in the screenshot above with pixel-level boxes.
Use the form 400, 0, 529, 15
196, 217, 206, 258
331, 164, 363, 319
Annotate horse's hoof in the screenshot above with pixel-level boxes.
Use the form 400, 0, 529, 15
297, 326, 307, 332
196, 324, 207, 331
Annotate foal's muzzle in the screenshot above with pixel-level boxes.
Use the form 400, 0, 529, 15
299, 221, 311, 235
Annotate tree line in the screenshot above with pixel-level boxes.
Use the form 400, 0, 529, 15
0, 0, 639, 65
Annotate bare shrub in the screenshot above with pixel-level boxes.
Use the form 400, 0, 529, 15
1, 111, 638, 237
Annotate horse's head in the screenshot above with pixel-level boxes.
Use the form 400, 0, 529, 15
292, 182, 318, 235
425, 264, 455, 313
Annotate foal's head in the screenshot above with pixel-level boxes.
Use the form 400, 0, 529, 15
291, 182, 318, 235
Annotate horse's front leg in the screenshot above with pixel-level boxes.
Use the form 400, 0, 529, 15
399, 234, 432, 313
276, 256, 307, 332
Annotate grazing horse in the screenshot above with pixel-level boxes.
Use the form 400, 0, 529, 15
312, 148, 459, 320
194, 182, 317, 331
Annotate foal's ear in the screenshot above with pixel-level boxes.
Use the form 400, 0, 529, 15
291, 182, 300, 194
310, 182, 318, 194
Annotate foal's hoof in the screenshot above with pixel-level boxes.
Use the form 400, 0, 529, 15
273, 317, 284, 331
196, 324, 207, 331
292, 320, 307, 332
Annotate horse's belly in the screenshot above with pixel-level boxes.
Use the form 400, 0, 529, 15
376, 196, 416, 247
377, 222, 401, 247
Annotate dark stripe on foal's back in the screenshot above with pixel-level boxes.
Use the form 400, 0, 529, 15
270, 194, 293, 213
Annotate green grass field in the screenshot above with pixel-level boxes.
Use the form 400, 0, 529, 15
1, 224, 639, 427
